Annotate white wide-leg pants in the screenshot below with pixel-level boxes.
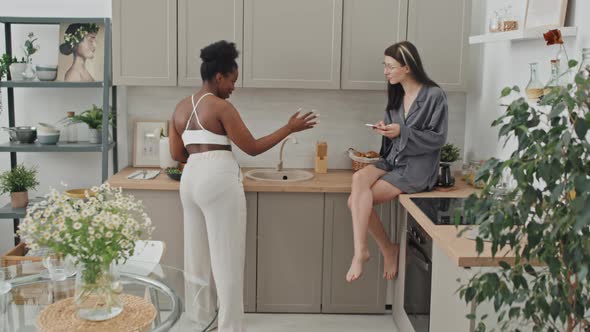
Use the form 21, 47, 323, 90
180, 151, 246, 332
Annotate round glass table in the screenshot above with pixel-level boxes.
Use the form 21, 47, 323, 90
0, 261, 217, 332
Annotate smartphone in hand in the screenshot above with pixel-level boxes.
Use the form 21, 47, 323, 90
365, 123, 377, 128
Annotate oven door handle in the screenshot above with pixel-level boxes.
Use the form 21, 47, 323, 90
407, 244, 430, 272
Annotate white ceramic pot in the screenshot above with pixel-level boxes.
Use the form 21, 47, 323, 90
88, 128, 101, 144
159, 137, 177, 169
9, 63, 27, 80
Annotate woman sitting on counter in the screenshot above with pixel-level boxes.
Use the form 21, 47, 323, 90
346, 41, 448, 283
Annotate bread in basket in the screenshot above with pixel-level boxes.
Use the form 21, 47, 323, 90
347, 148, 380, 172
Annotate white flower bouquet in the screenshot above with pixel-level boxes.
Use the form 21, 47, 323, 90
18, 183, 154, 320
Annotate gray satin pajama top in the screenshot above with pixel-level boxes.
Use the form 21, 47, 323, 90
373, 85, 448, 194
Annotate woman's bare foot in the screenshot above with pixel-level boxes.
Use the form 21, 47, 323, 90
346, 249, 370, 283
383, 243, 399, 280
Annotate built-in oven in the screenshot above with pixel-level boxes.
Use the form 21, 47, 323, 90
404, 215, 433, 332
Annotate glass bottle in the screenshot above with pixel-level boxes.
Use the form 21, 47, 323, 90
544, 59, 561, 96
488, 10, 500, 33
65, 111, 78, 143
525, 63, 544, 103
579, 48, 590, 79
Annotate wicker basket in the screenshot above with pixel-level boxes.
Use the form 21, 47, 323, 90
1, 242, 43, 267
348, 148, 379, 172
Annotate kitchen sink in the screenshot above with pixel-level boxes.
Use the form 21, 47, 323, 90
244, 169, 314, 182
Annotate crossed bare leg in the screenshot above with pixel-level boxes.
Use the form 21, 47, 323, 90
346, 166, 402, 283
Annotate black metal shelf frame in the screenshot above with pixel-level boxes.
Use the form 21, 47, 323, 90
0, 17, 119, 244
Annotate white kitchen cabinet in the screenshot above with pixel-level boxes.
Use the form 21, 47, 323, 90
340, 0, 408, 90
242, 0, 343, 89
112, 0, 177, 86
178, 0, 243, 87
407, 0, 471, 92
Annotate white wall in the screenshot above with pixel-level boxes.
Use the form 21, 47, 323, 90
464, 0, 590, 161
0, 0, 467, 255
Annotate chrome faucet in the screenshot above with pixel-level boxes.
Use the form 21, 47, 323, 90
276, 137, 298, 171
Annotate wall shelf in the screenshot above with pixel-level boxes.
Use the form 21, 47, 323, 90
0, 141, 115, 153
0, 198, 43, 219
0, 81, 104, 88
469, 26, 577, 45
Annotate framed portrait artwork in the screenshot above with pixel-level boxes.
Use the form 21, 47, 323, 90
57, 23, 105, 82
133, 121, 167, 167
524, 0, 568, 29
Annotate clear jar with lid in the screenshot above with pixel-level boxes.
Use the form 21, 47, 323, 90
64, 111, 78, 143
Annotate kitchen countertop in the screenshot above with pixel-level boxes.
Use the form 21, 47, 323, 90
107, 167, 355, 192
399, 183, 522, 268
108, 167, 513, 267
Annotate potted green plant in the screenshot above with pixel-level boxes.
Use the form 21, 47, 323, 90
438, 143, 461, 187
458, 57, 590, 330
0, 164, 39, 208
65, 105, 114, 144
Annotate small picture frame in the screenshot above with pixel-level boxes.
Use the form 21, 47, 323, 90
133, 121, 167, 167
524, 0, 568, 29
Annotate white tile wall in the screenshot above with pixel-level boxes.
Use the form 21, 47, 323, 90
126, 87, 467, 170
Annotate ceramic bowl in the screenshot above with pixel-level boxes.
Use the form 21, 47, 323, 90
38, 133, 60, 145
64, 188, 96, 199
165, 168, 182, 181
36, 65, 58, 81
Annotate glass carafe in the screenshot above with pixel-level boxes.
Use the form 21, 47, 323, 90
525, 62, 544, 103
65, 111, 78, 143
544, 59, 561, 95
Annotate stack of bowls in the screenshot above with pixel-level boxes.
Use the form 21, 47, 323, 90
37, 123, 60, 145
36, 65, 58, 81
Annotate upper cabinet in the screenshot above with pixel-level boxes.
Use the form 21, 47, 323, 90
407, 0, 471, 92
113, 0, 470, 91
112, 0, 177, 86
242, 0, 343, 89
340, 0, 407, 90
178, 0, 243, 87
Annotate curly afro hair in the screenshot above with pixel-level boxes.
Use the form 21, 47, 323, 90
200, 40, 239, 81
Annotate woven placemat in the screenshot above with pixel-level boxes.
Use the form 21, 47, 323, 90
36, 294, 157, 332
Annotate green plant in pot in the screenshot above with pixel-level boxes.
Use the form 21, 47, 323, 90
65, 105, 114, 144
438, 143, 461, 187
458, 58, 590, 331
0, 164, 39, 208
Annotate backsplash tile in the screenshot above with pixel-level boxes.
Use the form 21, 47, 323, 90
127, 87, 466, 169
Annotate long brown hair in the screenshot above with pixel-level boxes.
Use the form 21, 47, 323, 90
384, 41, 438, 110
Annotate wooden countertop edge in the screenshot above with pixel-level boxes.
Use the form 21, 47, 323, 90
399, 185, 523, 268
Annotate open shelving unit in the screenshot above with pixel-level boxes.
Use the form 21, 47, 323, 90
469, 26, 577, 45
0, 16, 118, 243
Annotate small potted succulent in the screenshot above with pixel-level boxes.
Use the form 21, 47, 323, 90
0, 164, 39, 208
438, 143, 461, 187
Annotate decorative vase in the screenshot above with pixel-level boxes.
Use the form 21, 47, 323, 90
88, 128, 101, 144
74, 262, 123, 321
10, 191, 28, 208
438, 162, 455, 187
9, 63, 26, 80
555, 44, 570, 82
22, 62, 36, 80
159, 137, 178, 169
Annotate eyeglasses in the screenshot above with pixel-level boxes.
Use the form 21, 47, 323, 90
382, 62, 403, 71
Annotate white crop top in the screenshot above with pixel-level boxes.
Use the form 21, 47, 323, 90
182, 93, 231, 147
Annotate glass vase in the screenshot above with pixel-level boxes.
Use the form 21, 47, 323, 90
555, 44, 570, 82
525, 62, 544, 103
74, 261, 124, 321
